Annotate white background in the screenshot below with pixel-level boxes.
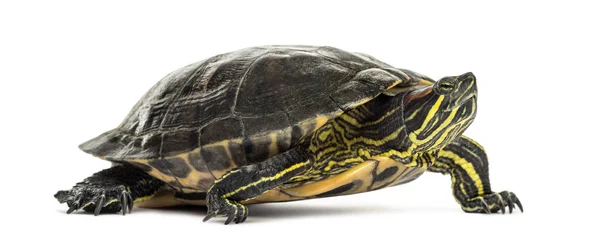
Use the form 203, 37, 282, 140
1, 0, 598, 239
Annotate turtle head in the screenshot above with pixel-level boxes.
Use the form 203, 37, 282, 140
402, 72, 478, 152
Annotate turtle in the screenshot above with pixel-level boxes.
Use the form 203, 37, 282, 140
55, 45, 522, 224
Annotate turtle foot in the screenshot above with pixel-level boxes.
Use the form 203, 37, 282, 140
55, 183, 133, 216
462, 191, 522, 214
203, 193, 248, 225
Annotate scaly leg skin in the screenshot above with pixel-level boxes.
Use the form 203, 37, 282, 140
55, 164, 165, 215
428, 136, 523, 214
203, 147, 312, 224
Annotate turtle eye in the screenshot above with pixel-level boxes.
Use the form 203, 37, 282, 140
436, 78, 455, 94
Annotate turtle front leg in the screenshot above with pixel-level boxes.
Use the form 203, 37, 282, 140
55, 164, 165, 215
204, 147, 312, 224
427, 136, 523, 214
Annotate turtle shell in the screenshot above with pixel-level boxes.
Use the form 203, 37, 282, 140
80, 46, 427, 165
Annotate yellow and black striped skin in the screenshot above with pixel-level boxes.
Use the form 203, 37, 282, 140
203, 72, 521, 224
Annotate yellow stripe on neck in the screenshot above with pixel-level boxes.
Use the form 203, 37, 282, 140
414, 95, 444, 135
409, 107, 458, 145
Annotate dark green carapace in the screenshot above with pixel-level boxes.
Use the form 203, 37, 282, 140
55, 45, 522, 224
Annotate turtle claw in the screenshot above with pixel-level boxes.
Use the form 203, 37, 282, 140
94, 194, 106, 216
67, 204, 78, 214
464, 191, 522, 214
126, 192, 134, 214
479, 198, 491, 214
507, 195, 514, 214
497, 193, 506, 214
120, 191, 133, 215
120, 192, 128, 216
119, 191, 134, 215
203, 212, 217, 222
240, 209, 248, 223
236, 205, 248, 224
205, 193, 249, 225
224, 213, 235, 225
514, 195, 524, 213
56, 184, 133, 215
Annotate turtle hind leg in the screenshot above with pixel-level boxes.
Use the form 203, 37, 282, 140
55, 164, 165, 215
427, 136, 523, 214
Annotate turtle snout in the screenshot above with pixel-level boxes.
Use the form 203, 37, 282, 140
459, 72, 477, 93
457, 72, 476, 89
459, 72, 475, 81
455, 72, 478, 106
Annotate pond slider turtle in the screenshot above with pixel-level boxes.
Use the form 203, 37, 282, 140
55, 45, 522, 224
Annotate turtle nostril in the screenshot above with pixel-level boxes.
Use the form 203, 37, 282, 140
460, 72, 476, 82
